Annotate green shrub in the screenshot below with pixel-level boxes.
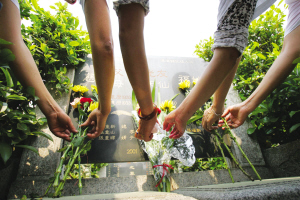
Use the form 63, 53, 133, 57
170, 158, 226, 173
0, 39, 52, 164
194, 2, 300, 148
21, 0, 91, 95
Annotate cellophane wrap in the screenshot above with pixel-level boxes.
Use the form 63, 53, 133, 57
132, 112, 196, 191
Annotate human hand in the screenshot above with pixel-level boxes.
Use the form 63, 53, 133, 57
135, 115, 157, 142
163, 110, 186, 139
202, 106, 222, 132
80, 109, 109, 139
64, 0, 76, 5
218, 103, 249, 129
46, 111, 78, 142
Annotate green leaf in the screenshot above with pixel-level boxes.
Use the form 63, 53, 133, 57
289, 123, 300, 133
151, 80, 156, 103
0, 38, 13, 45
69, 41, 80, 47
75, 18, 80, 28
26, 86, 35, 97
38, 118, 47, 125
289, 110, 300, 118
0, 142, 12, 164
57, 146, 68, 152
31, 131, 53, 142
40, 43, 48, 53
187, 115, 202, 125
247, 128, 256, 135
59, 43, 65, 48
7, 94, 27, 100
15, 145, 39, 155
1, 67, 14, 88
292, 57, 300, 64
72, 136, 85, 147
0, 102, 8, 113
31, 0, 40, 11
29, 45, 36, 50
257, 53, 266, 60
132, 90, 137, 110
17, 123, 28, 132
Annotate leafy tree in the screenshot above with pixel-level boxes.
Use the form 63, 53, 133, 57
21, 0, 91, 95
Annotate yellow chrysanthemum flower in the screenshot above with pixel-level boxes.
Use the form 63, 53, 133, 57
160, 100, 175, 113
88, 101, 99, 112
72, 85, 89, 94
72, 85, 81, 93
193, 78, 198, 86
178, 80, 190, 90
91, 84, 98, 94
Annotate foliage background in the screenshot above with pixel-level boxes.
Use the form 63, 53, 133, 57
20, 0, 91, 95
194, 2, 300, 149
0, 0, 91, 165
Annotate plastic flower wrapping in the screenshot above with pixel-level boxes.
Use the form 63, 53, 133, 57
131, 102, 195, 192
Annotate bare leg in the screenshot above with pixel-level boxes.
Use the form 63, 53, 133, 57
0, 0, 77, 141
222, 25, 300, 128
80, 0, 115, 139
118, 3, 155, 142
164, 47, 240, 139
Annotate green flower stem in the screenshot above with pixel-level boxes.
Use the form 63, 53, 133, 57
215, 135, 234, 183
44, 181, 53, 196
221, 117, 262, 181
78, 156, 82, 195
53, 145, 72, 189
54, 147, 80, 197
162, 176, 166, 192
166, 177, 171, 192
213, 130, 254, 181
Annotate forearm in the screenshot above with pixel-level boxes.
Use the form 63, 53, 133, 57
212, 57, 241, 113
177, 48, 240, 122
93, 51, 115, 115
243, 53, 297, 113
8, 41, 62, 115
118, 4, 153, 115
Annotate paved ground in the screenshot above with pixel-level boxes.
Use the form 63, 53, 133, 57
11, 177, 300, 200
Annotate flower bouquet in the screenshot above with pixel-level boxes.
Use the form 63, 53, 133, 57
131, 82, 196, 192
45, 85, 98, 197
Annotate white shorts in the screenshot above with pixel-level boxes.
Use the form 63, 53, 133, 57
285, 0, 300, 37
10, 0, 20, 10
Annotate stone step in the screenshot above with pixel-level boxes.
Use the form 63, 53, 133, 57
12, 191, 197, 200
10, 177, 300, 200
173, 176, 300, 200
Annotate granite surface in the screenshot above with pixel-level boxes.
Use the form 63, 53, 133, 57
174, 177, 300, 200
263, 140, 300, 178
8, 166, 273, 198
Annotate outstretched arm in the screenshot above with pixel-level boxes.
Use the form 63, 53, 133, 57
118, 3, 155, 142
220, 26, 300, 129
78, 0, 115, 139
163, 47, 240, 139
202, 57, 241, 132
0, 0, 77, 141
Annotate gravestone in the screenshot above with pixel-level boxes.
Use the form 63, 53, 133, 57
68, 55, 222, 163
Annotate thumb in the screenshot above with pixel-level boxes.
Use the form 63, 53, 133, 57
80, 117, 92, 127
221, 107, 231, 118
67, 119, 78, 133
